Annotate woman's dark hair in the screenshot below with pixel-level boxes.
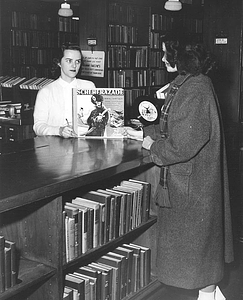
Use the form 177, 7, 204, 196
161, 31, 216, 76
51, 43, 82, 79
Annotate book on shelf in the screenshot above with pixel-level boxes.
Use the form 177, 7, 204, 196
71, 272, 92, 300
65, 273, 85, 300
129, 179, 151, 222
97, 189, 121, 240
113, 185, 136, 231
94, 261, 116, 300
120, 180, 143, 227
66, 202, 89, 255
129, 243, 151, 287
72, 197, 100, 249
88, 262, 111, 300
0, 236, 5, 293
1, 76, 26, 88
64, 215, 75, 262
64, 203, 82, 258
70, 202, 92, 252
64, 204, 80, 261
76, 266, 102, 300
4, 240, 17, 287
19, 77, 54, 90
106, 251, 127, 299
0, 236, 18, 293
112, 246, 134, 295
0, 76, 11, 85
94, 190, 115, 241
63, 286, 74, 300
72, 88, 124, 139
83, 190, 112, 244
76, 192, 106, 247
4, 248, 10, 290
105, 188, 127, 236
73, 272, 97, 300
122, 243, 142, 292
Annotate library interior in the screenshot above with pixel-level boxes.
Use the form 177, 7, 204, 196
0, 0, 243, 299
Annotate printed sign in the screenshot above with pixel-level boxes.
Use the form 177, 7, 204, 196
81, 51, 105, 77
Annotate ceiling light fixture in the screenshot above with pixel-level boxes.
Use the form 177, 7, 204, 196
164, 0, 182, 11
58, 0, 73, 17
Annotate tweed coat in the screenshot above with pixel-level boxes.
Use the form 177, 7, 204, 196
144, 74, 234, 289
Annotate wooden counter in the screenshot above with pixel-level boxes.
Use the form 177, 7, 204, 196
0, 136, 152, 212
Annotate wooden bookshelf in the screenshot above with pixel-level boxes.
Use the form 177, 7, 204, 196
0, 0, 79, 79
0, 136, 157, 299
79, 0, 203, 124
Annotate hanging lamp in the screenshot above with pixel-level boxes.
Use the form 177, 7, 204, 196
58, 0, 73, 17
164, 0, 182, 11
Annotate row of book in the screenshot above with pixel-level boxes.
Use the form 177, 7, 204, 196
149, 50, 164, 68
10, 66, 50, 79
150, 32, 162, 50
108, 45, 148, 69
151, 14, 174, 32
63, 242, 151, 300
108, 69, 149, 89
59, 17, 79, 33
0, 75, 54, 90
11, 29, 58, 48
108, 24, 138, 45
63, 179, 151, 262
109, 3, 138, 24
12, 11, 56, 30
0, 236, 17, 293
11, 47, 56, 65
11, 29, 79, 49
108, 68, 167, 89
150, 69, 168, 87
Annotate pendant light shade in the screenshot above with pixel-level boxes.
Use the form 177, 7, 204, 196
58, 0, 73, 17
164, 0, 182, 11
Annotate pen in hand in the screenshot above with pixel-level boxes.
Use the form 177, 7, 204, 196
64, 119, 77, 137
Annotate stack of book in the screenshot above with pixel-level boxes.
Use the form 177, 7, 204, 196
0, 75, 53, 91
19, 77, 54, 90
63, 179, 151, 263
63, 242, 151, 300
0, 236, 17, 293
0, 76, 26, 88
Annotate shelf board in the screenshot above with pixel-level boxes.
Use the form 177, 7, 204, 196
64, 216, 157, 271
0, 258, 56, 300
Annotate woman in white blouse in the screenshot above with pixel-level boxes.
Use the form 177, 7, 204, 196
33, 43, 96, 138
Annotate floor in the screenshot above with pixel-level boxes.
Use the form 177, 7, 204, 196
145, 240, 243, 300
143, 127, 243, 300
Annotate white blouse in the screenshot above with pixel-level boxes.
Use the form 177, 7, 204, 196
33, 77, 96, 136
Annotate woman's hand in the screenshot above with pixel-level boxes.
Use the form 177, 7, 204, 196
142, 136, 154, 150
59, 126, 77, 138
123, 126, 143, 141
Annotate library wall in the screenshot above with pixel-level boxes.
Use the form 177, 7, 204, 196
203, 0, 242, 124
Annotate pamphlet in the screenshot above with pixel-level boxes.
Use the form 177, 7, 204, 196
72, 88, 124, 138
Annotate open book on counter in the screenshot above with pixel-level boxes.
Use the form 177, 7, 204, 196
72, 88, 124, 139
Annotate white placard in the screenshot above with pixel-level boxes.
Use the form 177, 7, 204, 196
81, 51, 105, 78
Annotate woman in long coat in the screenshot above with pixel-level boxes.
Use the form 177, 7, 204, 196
140, 33, 234, 300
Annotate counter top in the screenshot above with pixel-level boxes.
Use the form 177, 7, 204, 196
0, 136, 152, 212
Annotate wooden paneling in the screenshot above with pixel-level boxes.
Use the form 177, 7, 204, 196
203, 0, 242, 124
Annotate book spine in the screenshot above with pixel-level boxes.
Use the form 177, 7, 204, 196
0, 236, 5, 292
